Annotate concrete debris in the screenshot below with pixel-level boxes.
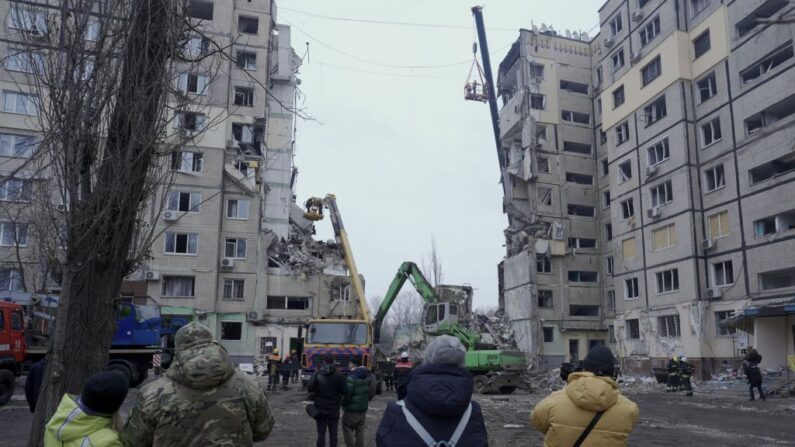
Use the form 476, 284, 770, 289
267, 222, 344, 274
471, 310, 517, 350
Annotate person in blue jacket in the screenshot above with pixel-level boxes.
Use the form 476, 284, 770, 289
376, 335, 488, 447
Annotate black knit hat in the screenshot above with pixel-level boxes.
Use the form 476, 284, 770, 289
81, 371, 129, 416
583, 345, 616, 377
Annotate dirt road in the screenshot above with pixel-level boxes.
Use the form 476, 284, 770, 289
3, 376, 795, 446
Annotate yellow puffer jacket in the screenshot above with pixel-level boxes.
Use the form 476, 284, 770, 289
531, 372, 639, 447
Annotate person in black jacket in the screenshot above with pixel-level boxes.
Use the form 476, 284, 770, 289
744, 359, 766, 401
24, 357, 46, 413
308, 354, 348, 447
376, 336, 488, 447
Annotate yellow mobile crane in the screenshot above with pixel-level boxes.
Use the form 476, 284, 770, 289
300, 195, 380, 393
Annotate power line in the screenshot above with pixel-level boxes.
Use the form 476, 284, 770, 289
313, 59, 462, 79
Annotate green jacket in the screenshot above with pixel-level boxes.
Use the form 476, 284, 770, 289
342, 367, 370, 413
45, 394, 122, 447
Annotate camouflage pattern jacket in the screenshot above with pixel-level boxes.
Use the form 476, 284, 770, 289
121, 324, 274, 446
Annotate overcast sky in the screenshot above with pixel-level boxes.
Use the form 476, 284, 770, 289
283, 0, 599, 310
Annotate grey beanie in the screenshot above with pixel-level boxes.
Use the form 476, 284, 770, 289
424, 335, 466, 367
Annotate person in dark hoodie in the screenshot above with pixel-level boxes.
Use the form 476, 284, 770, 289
121, 322, 274, 446
308, 353, 348, 447
25, 357, 46, 413
376, 335, 488, 447
341, 356, 370, 447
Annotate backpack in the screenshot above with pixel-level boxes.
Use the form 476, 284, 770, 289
396, 400, 472, 447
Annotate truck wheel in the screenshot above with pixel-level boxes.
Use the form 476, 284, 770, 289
473, 375, 489, 394
108, 362, 132, 385
498, 386, 517, 395
0, 369, 15, 406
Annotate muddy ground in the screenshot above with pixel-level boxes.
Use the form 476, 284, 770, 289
2, 375, 795, 446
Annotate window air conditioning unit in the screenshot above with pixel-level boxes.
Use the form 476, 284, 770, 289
707, 287, 722, 299
246, 311, 262, 322
702, 239, 715, 251
647, 207, 661, 218
631, 51, 642, 64
603, 37, 614, 48
645, 165, 657, 176
145, 271, 160, 281
163, 210, 177, 221
220, 257, 235, 268
631, 11, 644, 22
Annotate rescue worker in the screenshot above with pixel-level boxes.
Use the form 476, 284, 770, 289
290, 350, 300, 383
531, 345, 639, 447
121, 322, 274, 446
267, 348, 282, 391
341, 356, 370, 447
666, 355, 680, 392
44, 371, 128, 447
678, 356, 694, 397
281, 352, 293, 390
382, 358, 395, 391
393, 352, 414, 400
744, 359, 766, 401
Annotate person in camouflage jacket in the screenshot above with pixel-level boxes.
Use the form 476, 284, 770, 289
120, 322, 274, 446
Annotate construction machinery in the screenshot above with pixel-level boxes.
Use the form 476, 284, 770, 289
300, 194, 382, 394
373, 262, 530, 394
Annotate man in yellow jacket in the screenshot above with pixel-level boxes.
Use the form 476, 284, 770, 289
531, 345, 639, 447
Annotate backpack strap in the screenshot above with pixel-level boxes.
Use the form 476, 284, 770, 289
572, 410, 605, 447
396, 400, 473, 447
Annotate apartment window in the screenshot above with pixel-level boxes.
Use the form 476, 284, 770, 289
697, 73, 717, 103
0, 178, 32, 202
608, 324, 616, 342
621, 199, 635, 219
566, 172, 593, 185
640, 17, 660, 47
749, 153, 795, 184
759, 267, 795, 290
706, 212, 730, 242
529, 63, 544, 78
560, 80, 589, 94
716, 310, 736, 336
84, 19, 100, 41
188, 0, 214, 20
651, 225, 676, 252
0, 269, 23, 292
658, 315, 681, 337
177, 73, 208, 95
693, 30, 711, 59
754, 216, 777, 237
736, 0, 789, 38
236, 51, 257, 70
647, 138, 670, 166
607, 290, 616, 311
568, 238, 597, 249
603, 191, 611, 209
567, 204, 595, 217
227, 198, 250, 220
625, 277, 640, 299
260, 337, 277, 355
607, 257, 614, 275
538, 187, 552, 206
570, 305, 600, 317
536, 125, 548, 144
626, 319, 640, 339
701, 118, 722, 146
3, 91, 38, 115
223, 279, 245, 300
0, 133, 36, 158
618, 160, 633, 183
5, 49, 44, 74
656, 269, 680, 293
622, 237, 637, 260
537, 290, 553, 308
536, 254, 551, 273
569, 271, 598, 283
601, 159, 609, 177
650, 180, 673, 207
171, 151, 203, 173
563, 141, 592, 155
597, 98, 603, 114
537, 156, 550, 173
220, 322, 242, 341
612, 49, 625, 72
225, 238, 247, 259
641, 56, 662, 86
713, 260, 734, 286
704, 164, 725, 191
0, 222, 28, 246
606, 224, 613, 241
238, 16, 259, 34
616, 121, 630, 145
164, 232, 198, 255
600, 130, 608, 145
543, 327, 555, 343
166, 192, 201, 213
234, 86, 254, 107
174, 111, 206, 131
162, 276, 195, 297
267, 296, 310, 310
613, 85, 625, 108
184, 36, 210, 58
643, 96, 667, 126
691, 0, 709, 17
595, 66, 603, 85
745, 93, 795, 136
7, 7, 48, 34
530, 94, 545, 110
741, 43, 794, 84
610, 13, 623, 37
562, 110, 590, 125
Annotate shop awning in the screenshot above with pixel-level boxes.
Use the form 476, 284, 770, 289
724, 299, 795, 331
160, 305, 195, 316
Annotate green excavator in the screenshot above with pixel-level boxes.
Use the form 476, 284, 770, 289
373, 261, 531, 394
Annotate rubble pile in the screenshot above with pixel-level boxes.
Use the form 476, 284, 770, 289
267, 223, 342, 274
471, 310, 517, 350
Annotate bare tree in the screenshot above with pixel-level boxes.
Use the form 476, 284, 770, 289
422, 236, 444, 287
389, 291, 424, 347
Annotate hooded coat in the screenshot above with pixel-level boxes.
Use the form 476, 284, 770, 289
44, 394, 122, 447
531, 372, 639, 447
120, 323, 274, 446
342, 366, 370, 413
376, 364, 488, 447
308, 363, 348, 415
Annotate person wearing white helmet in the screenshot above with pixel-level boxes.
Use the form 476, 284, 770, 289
394, 352, 414, 400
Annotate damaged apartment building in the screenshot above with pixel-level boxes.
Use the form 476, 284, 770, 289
498, 0, 795, 375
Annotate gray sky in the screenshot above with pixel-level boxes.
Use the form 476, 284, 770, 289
285, 0, 599, 310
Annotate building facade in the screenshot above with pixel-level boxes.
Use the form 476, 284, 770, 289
498, 0, 795, 375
